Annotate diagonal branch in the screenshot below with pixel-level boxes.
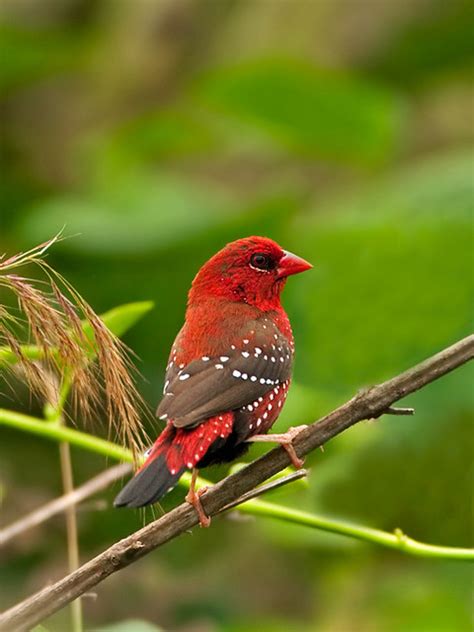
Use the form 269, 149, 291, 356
0, 335, 473, 632
2, 413, 471, 561
0, 464, 132, 547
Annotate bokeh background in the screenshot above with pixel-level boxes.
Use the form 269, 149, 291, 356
1, 1, 473, 630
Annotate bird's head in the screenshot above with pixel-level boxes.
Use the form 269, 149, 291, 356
188, 236, 312, 310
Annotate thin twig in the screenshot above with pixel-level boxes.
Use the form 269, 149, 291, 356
0, 335, 472, 631
382, 406, 415, 416
0, 464, 131, 547
58, 440, 83, 632
221, 469, 308, 513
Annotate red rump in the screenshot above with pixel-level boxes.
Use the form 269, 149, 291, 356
170, 413, 234, 472
138, 413, 234, 476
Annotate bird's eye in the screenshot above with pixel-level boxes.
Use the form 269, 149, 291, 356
250, 252, 275, 271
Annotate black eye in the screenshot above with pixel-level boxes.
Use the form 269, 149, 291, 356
250, 252, 275, 271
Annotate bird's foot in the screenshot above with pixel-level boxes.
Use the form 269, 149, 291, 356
248, 425, 308, 469
185, 468, 211, 527
185, 486, 210, 528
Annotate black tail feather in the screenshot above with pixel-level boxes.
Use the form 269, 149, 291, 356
114, 453, 185, 508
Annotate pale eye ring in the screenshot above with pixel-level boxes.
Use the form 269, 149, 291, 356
250, 252, 275, 271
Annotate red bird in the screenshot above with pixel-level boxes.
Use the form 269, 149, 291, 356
115, 236, 312, 525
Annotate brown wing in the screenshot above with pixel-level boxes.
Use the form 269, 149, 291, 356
156, 322, 293, 428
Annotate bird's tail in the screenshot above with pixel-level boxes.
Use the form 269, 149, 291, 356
114, 426, 185, 508
114, 413, 235, 508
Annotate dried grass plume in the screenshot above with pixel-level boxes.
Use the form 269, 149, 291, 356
0, 235, 147, 460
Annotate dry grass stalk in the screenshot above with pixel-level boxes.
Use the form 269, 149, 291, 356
0, 235, 147, 460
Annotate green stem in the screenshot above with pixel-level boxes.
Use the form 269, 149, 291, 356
243, 498, 473, 560
1, 407, 472, 562
44, 376, 83, 632
0, 408, 131, 461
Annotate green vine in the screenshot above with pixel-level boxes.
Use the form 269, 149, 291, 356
1, 407, 472, 562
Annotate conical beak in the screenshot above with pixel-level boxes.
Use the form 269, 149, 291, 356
277, 250, 313, 278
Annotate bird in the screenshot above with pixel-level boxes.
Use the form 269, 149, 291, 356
114, 236, 312, 526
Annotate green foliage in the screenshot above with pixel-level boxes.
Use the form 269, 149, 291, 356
0, 25, 88, 93
83, 301, 154, 340
21, 173, 238, 255
292, 149, 473, 393
368, 0, 474, 85
197, 59, 404, 165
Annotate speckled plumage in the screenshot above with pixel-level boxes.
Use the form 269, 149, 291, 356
114, 236, 311, 509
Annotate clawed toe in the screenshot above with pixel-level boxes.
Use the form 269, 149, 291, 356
185, 487, 211, 528
186, 469, 211, 527
282, 442, 305, 469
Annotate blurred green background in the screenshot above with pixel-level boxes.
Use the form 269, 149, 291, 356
0, 1, 473, 630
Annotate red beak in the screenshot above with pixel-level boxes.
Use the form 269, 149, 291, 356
277, 250, 313, 278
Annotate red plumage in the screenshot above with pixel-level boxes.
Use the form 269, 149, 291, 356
115, 236, 312, 517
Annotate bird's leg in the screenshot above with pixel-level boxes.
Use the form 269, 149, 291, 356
185, 468, 211, 528
248, 425, 308, 469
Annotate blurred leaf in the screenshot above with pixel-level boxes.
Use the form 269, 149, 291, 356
317, 559, 471, 632
20, 172, 238, 255
82, 301, 154, 341
90, 110, 214, 175
292, 149, 473, 394
196, 59, 404, 165
0, 26, 88, 93
368, 0, 474, 86
370, 566, 472, 632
